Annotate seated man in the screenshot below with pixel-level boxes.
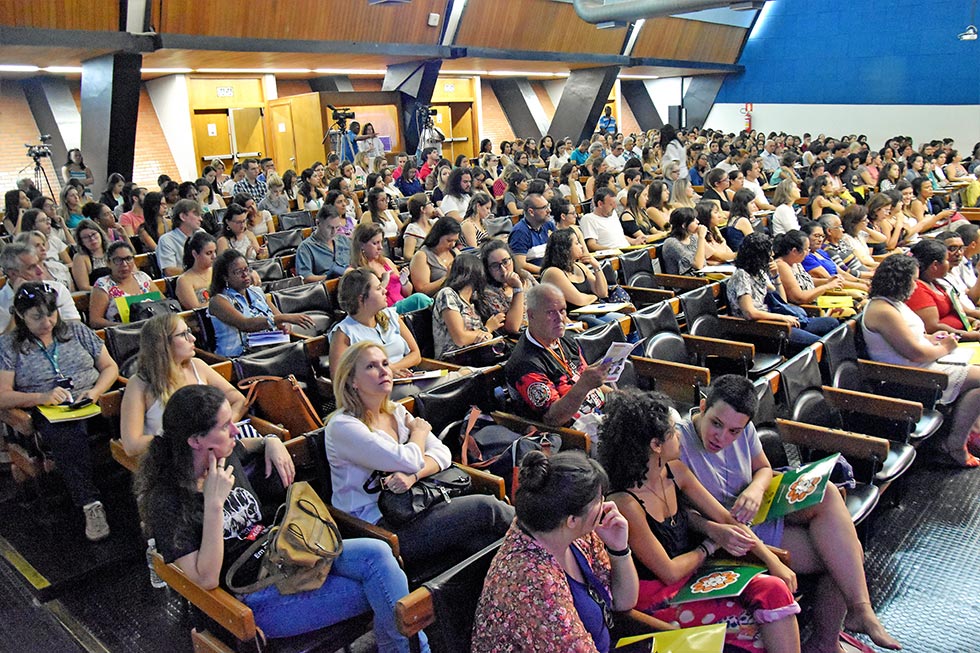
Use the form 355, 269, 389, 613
507, 193, 554, 275
677, 375, 901, 653
505, 283, 609, 426
156, 199, 203, 277
0, 243, 80, 332
295, 206, 351, 282
580, 187, 642, 251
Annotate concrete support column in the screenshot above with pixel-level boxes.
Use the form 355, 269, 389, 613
549, 66, 620, 144
620, 79, 664, 131
683, 74, 726, 128
81, 52, 143, 188
488, 78, 548, 139
383, 60, 442, 157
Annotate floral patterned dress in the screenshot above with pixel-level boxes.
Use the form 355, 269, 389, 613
93, 270, 153, 323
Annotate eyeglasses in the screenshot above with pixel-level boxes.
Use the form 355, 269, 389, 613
230, 266, 252, 278
488, 257, 513, 271
170, 329, 195, 342
81, 232, 101, 241
585, 582, 615, 631
14, 283, 55, 302
529, 205, 550, 213
230, 219, 247, 226
947, 245, 964, 253
110, 255, 135, 265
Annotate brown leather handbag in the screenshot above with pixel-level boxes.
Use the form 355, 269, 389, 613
238, 375, 323, 440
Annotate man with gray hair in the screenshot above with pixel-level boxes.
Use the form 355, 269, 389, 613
504, 283, 610, 425
0, 243, 80, 332
760, 139, 780, 173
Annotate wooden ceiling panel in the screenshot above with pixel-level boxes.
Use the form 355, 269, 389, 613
141, 50, 414, 73
0, 0, 119, 31
632, 17, 745, 64
158, 0, 448, 45
455, 0, 627, 56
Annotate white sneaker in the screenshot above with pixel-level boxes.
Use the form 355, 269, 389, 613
83, 501, 110, 542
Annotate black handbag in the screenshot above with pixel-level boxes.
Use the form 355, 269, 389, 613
129, 298, 182, 322
363, 465, 472, 527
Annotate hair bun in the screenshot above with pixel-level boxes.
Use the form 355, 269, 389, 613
517, 450, 550, 491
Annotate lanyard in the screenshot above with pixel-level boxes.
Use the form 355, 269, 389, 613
33, 337, 62, 377
545, 341, 577, 378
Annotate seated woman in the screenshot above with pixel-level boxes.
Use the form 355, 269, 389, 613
620, 184, 664, 244
771, 179, 801, 236
702, 167, 732, 212
865, 192, 905, 253
136, 385, 427, 652
839, 205, 881, 270
432, 253, 502, 360
120, 314, 246, 456
71, 219, 110, 291
298, 167, 325, 211
82, 201, 126, 244
409, 218, 461, 297
472, 450, 638, 653
643, 180, 672, 232
23, 204, 73, 264
722, 188, 757, 252
799, 222, 868, 293
400, 193, 434, 260
908, 177, 955, 237
394, 161, 423, 197
773, 230, 845, 308
175, 232, 218, 311
0, 282, 118, 541
501, 172, 528, 217
540, 229, 620, 329
476, 240, 532, 338
558, 163, 585, 207
728, 233, 838, 350
350, 223, 431, 314
89, 241, 154, 329
58, 184, 85, 230
660, 207, 708, 276
137, 191, 169, 253
324, 342, 513, 570
806, 175, 846, 219
217, 204, 267, 261
257, 173, 289, 217
696, 200, 735, 264
459, 192, 495, 249
877, 162, 901, 193
668, 177, 697, 210
197, 176, 225, 214
207, 250, 316, 358
864, 254, 980, 466
944, 149, 980, 208
362, 187, 403, 238
14, 230, 73, 291
597, 389, 800, 653
907, 238, 980, 341
232, 192, 275, 238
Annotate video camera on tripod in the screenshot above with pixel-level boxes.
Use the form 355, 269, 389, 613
25, 134, 53, 162
326, 104, 356, 131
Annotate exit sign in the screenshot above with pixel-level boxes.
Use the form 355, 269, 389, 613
216, 86, 234, 97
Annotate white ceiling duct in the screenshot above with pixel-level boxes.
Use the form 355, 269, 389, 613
572, 0, 765, 24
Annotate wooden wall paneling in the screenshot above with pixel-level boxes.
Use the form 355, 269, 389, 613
187, 77, 265, 110
157, 0, 448, 45
431, 77, 475, 103
317, 91, 405, 157
0, 0, 119, 30
267, 93, 328, 173
632, 17, 746, 64
455, 0, 627, 55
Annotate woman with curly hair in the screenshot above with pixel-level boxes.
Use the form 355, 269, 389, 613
597, 388, 801, 653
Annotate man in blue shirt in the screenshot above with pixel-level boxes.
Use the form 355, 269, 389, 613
569, 140, 590, 166
508, 193, 555, 275
295, 206, 351, 282
597, 106, 616, 135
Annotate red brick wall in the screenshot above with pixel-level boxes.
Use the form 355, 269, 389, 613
620, 94, 641, 137
134, 85, 180, 186
530, 81, 554, 116
480, 82, 515, 150
0, 81, 63, 198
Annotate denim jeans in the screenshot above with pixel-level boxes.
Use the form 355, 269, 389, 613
788, 316, 839, 349
242, 538, 429, 653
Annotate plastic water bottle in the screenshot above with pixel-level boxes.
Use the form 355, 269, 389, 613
146, 538, 166, 589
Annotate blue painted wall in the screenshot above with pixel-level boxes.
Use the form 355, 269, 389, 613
716, 0, 980, 105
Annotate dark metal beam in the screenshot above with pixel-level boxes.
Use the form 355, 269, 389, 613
683, 74, 726, 127
81, 52, 142, 189
383, 60, 443, 157
463, 46, 630, 67
488, 79, 546, 139
549, 66, 620, 144
619, 79, 663, 130
0, 26, 153, 52
157, 33, 456, 59
309, 76, 354, 93
629, 56, 743, 73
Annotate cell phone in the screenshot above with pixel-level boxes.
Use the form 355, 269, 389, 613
68, 397, 93, 410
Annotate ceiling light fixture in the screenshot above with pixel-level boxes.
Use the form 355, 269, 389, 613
487, 70, 568, 77
141, 67, 194, 74
197, 68, 312, 74
0, 64, 40, 72
43, 66, 83, 74
312, 68, 386, 75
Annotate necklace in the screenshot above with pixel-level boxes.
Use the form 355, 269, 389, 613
643, 471, 676, 527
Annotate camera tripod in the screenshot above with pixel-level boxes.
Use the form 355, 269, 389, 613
19, 155, 56, 199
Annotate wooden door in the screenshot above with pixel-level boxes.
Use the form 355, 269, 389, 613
192, 110, 233, 170
230, 107, 266, 160
268, 103, 298, 173
450, 103, 475, 161
431, 104, 454, 160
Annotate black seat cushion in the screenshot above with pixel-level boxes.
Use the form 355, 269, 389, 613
632, 302, 681, 340
402, 306, 435, 359
251, 258, 285, 282
643, 332, 695, 366
272, 282, 331, 314
279, 211, 313, 231
104, 322, 144, 368
265, 229, 305, 258
679, 285, 718, 326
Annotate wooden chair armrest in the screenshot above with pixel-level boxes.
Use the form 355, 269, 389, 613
490, 411, 590, 454
152, 554, 257, 642
190, 629, 236, 653
458, 464, 506, 501
0, 407, 34, 436
776, 419, 890, 461
681, 334, 755, 362
396, 587, 434, 637
109, 439, 139, 473
440, 337, 506, 364
326, 507, 400, 560
653, 273, 709, 291
620, 286, 673, 307
857, 359, 948, 391
250, 416, 290, 440
629, 355, 710, 407
801, 304, 823, 317
717, 316, 792, 340
822, 386, 922, 423
418, 358, 463, 372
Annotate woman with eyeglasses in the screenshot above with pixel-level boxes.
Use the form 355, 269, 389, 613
217, 204, 267, 261
28, 198, 74, 261
120, 314, 246, 456
399, 193, 433, 260
395, 161, 423, 197
363, 187, 403, 238
540, 229, 620, 329
14, 230, 74, 291
208, 250, 316, 358
596, 389, 801, 653
0, 281, 118, 541
71, 219, 110, 291
88, 241, 153, 329
175, 231, 218, 311
473, 449, 637, 653
477, 240, 532, 337
432, 253, 502, 360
